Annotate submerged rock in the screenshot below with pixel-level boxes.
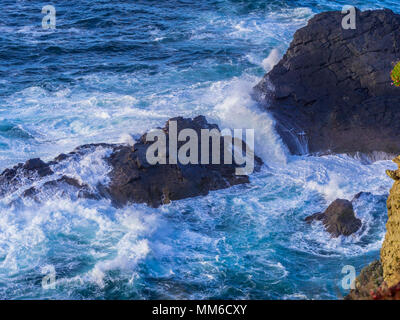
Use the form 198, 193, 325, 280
0, 158, 54, 197
305, 199, 361, 237
0, 116, 262, 208
351, 192, 372, 201
254, 9, 400, 156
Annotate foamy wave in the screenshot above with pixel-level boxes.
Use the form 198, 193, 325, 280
0, 197, 158, 296
262, 49, 281, 72
52, 145, 113, 188
208, 76, 288, 165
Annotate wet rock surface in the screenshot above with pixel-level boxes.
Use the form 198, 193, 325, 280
0, 116, 261, 208
107, 116, 262, 207
305, 198, 362, 237
254, 9, 400, 156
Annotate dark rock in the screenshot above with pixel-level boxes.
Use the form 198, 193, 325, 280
305, 199, 362, 237
54, 153, 68, 162
107, 116, 262, 207
22, 175, 97, 202
0, 116, 261, 208
24, 158, 53, 177
254, 9, 400, 155
0, 158, 53, 197
304, 212, 324, 222
352, 192, 372, 201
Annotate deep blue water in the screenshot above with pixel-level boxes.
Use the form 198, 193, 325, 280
0, 0, 398, 299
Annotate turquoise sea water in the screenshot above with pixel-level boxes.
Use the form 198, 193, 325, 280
0, 0, 398, 299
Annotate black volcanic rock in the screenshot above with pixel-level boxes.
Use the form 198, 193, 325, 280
305, 199, 362, 237
0, 158, 54, 197
254, 9, 400, 155
0, 116, 261, 208
107, 116, 262, 207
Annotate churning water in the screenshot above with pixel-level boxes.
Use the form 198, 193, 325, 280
0, 0, 397, 299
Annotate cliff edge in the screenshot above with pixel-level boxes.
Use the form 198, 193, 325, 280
382, 156, 400, 287
347, 156, 400, 299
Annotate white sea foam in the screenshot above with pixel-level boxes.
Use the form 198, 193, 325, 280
1, 63, 393, 300
262, 49, 281, 72
52, 145, 113, 188
200, 75, 288, 165
0, 1, 396, 299
0, 196, 158, 295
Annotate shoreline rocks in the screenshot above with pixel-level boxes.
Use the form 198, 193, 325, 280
254, 8, 400, 156
0, 116, 262, 208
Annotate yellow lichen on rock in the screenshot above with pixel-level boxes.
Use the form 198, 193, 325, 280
386, 169, 399, 181
381, 156, 400, 286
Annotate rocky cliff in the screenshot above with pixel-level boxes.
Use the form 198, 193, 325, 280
346, 156, 400, 300
382, 156, 400, 287
254, 8, 400, 156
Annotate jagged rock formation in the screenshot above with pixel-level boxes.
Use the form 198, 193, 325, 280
305, 198, 362, 237
254, 8, 400, 156
0, 116, 261, 208
107, 116, 262, 207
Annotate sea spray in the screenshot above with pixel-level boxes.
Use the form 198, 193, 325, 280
0, 0, 397, 300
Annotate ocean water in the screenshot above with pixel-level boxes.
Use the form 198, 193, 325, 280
0, 0, 398, 299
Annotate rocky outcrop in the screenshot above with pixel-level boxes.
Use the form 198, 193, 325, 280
381, 156, 400, 287
0, 116, 261, 208
305, 198, 361, 237
254, 9, 400, 156
347, 155, 400, 300
345, 260, 383, 300
107, 116, 262, 207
